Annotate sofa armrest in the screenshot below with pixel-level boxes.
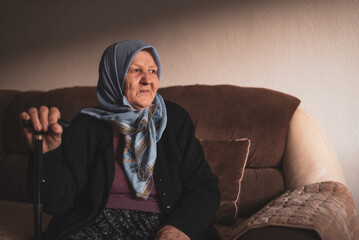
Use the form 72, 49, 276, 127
283, 108, 346, 189
231, 182, 359, 240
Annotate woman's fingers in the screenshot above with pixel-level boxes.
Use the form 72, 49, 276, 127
49, 107, 63, 145
49, 107, 61, 125
23, 106, 61, 132
20, 106, 63, 153
155, 225, 190, 240
28, 107, 42, 132
49, 107, 62, 135
20, 111, 30, 121
39, 106, 50, 132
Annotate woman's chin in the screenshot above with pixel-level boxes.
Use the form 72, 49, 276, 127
131, 96, 156, 110
132, 101, 152, 110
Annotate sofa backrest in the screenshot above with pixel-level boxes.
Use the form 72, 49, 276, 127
158, 85, 300, 216
0, 85, 300, 217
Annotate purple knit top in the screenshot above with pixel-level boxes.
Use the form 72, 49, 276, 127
106, 128, 162, 213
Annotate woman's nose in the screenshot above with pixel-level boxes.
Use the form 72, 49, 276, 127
140, 72, 153, 85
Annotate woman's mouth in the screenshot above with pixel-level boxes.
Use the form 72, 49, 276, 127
139, 89, 150, 93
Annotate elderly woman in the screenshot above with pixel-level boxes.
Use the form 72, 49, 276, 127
21, 40, 220, 240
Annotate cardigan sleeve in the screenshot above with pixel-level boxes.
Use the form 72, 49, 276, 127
26, 115, 97, 216
163, 107, 221, 238
27, 145, 78, 215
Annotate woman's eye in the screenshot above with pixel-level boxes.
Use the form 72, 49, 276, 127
149, 69, 156, 74
132, 68, 140, 73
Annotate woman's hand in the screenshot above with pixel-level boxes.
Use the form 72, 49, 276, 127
155, 225, 190, 240
20, 106, 63, 153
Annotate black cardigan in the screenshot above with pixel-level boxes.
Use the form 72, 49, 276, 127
27, 101, 220, 240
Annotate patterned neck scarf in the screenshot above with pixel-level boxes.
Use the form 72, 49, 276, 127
81, 40, 167, 199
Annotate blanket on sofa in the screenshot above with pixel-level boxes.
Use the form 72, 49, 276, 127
231, 181, 359, 240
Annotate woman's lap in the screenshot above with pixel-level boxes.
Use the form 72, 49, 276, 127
68, 209, 164, 240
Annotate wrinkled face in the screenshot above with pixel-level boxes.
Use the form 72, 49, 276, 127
123, 50, 159, 110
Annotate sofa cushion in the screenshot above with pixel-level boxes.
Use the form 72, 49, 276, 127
0, 200, 52, 239
200, 139, 250, 225
0, 154, 31, 202
238, 168, 285, 217
0, 90, 20, 159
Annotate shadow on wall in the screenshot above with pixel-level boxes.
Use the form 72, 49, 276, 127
0, 0, 276, 61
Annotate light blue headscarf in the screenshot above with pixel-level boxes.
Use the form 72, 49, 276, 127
81, 40, 167, 199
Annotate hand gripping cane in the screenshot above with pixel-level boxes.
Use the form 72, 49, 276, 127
23, 119, 69, 240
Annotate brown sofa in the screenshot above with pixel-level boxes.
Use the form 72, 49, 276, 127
0, 84, 358, 240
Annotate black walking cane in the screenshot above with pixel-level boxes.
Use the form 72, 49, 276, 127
33, 129, 43, 240
22, 120, 44, 240
23, 119, 69, 240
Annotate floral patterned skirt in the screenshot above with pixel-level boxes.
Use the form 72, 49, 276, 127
68, 209, 164, 240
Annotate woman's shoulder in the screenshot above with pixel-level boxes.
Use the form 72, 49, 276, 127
164, 100, 194, 135
164, 100, 188, 115
65, 113, 111, 136
164, 100, 190, 121
71, 113, 101, 126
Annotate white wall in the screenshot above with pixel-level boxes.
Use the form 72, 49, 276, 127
1, 0, 358, 208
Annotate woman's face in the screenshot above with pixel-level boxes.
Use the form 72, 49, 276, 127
123, 50, 159, 110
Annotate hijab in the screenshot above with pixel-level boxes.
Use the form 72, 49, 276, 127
81, 40, 167, 199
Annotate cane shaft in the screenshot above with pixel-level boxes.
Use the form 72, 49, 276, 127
34, 133, 43, 240
22, 118, 70, 240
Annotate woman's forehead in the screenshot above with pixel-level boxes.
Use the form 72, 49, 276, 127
130, 50, 157, 67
